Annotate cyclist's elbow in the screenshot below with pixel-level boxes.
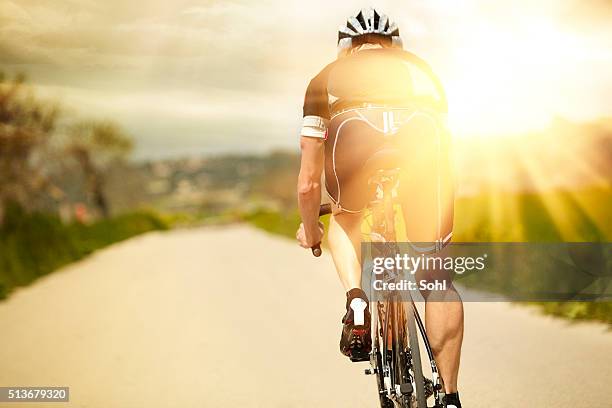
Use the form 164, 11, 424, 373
297, 178, 320, 197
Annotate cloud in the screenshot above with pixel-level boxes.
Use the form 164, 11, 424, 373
1, 0, 611, 158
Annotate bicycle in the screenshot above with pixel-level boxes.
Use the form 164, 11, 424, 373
312, 164, 445, 408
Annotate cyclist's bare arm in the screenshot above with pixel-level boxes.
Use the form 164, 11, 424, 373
297, 136, 324, 248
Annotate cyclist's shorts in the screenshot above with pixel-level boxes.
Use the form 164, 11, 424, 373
324, 107, 454, 246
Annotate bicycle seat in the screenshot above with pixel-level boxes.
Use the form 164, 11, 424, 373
363, 148, 403, 176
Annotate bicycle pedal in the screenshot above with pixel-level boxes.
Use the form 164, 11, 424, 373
350, 351, 370, 362
399, 382, 413, 395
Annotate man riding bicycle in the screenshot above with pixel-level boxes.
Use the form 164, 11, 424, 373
295, 8, 464, 408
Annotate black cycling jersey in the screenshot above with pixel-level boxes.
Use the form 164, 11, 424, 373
300, 47, 454, 246
303, 48, 447, 122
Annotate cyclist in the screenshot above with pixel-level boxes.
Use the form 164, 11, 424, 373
295, 8, 464, 408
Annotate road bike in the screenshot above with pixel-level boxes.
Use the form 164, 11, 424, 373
313, 166, 445, 408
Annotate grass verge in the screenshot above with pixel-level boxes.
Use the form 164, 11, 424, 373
0, 204, 167, 299
240, 187, 611, 326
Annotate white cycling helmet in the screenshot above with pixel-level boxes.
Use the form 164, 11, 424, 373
337, 7, 403, 57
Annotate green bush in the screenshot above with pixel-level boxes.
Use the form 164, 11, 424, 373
530, 301, 612, 325
0, 204, 167, 299
241, 209, 301, 238
240, 208, 331, 240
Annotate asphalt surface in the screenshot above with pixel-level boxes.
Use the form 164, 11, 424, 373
0, 226, 610, 407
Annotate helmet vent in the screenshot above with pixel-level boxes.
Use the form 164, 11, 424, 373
337, 7, 403, 56
356, 11, 367, 31
373, 10, 380, 31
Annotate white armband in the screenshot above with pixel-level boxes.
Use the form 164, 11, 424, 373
301, 115, 329, 139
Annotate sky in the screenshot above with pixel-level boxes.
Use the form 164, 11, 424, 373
1, 0, 611, 159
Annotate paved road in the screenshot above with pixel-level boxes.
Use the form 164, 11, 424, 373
0, 226, 610, 407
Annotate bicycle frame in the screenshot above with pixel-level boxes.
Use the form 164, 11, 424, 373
364, 169, 445, 408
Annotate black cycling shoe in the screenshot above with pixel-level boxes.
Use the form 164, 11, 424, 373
339, 289, 372, 362
443, 392, 462, 408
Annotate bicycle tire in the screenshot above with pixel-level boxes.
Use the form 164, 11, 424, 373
406, 302, 427, 408
373, 303, 394, 408
391, 301, 412, 407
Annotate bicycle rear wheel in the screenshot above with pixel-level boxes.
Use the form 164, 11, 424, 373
373, 302, 394, 408
365, 170, 428, 407
405, 301, 427, 408
390, 301, 413, 407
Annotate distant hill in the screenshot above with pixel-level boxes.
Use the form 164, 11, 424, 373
99, 117, 611, 216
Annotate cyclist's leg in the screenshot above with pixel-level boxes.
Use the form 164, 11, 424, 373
402, 223, 463, 392
420, 270, 464, 393
325, 111, 380, 290
325, 110, 382, 359
328, 210, 363, 291
403, 218, 463, 393
426, 301, 463, 393
328, 209, 373, 360
395, 115, 463, 394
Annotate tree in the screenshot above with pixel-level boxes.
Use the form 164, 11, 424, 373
66, 120, 133, 218
0, 72, 59, 224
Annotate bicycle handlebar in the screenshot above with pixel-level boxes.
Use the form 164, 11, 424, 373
311, 203, 332, 257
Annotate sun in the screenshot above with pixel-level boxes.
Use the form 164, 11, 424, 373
442, 16, 586, 138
